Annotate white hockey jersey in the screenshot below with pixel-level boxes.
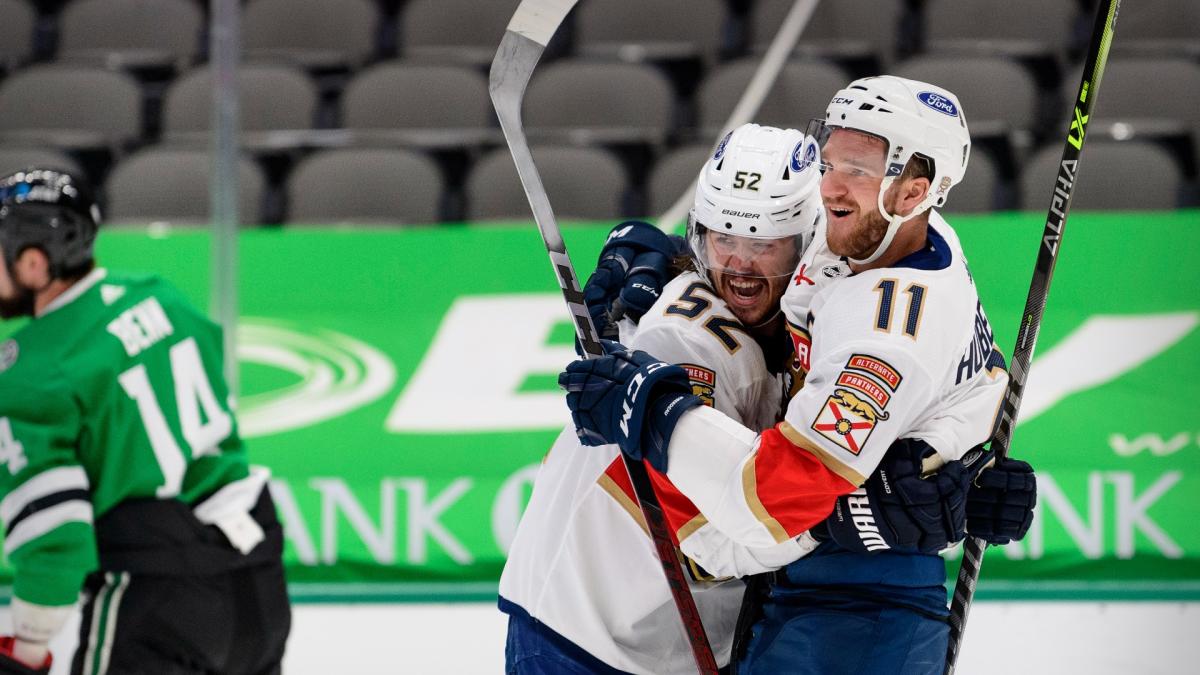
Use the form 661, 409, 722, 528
664, 213, 1009, 550
499, 271, 812, 674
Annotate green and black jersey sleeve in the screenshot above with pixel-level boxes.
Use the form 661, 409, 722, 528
0, 269, 249, 606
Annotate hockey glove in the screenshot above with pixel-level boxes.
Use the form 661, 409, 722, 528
559, 341, 702, 472
966, 457, 1036, 545
817, 439, 993, 555
582, 221, 685, 340
0, 638, 50, 675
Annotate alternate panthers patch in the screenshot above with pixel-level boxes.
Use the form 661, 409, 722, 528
811, 389, 889, 456
681, 364, 716, 407
845, 354, 902, 391
0, 340, 17, 373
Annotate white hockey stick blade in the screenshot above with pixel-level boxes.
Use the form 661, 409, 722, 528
490, 0, 580, 254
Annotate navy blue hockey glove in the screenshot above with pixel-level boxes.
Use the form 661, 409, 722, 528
582, 221, 685, 340
559, 341, 702, 472
966, 457, 1036, 545
818, 439, 993, 555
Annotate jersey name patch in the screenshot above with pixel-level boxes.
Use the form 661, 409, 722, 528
811, 389, 889, 456
846, 354, 901, 391
682, 364, 716, 407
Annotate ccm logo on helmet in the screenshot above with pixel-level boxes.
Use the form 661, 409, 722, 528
917, 91, 959, 117
619, 362, 671, 439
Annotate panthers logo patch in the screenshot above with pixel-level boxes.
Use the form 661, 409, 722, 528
682, 364, 716, 407
811, 389, 889, 456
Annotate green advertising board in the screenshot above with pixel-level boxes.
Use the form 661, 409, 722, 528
4, 211, 1199, 601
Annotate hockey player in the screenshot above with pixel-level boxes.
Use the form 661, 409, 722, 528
0, 170, 290, 675
561, 77, 1036, 674
502, 124, 1025, 674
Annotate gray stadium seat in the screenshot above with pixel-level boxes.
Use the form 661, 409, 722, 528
576, 0, 727, 63
1075, 57, 1200, 134
1020, 141, 1182, 211
646, 143, 711, 217
341, 62, 493, 148
0, 146, 83, 177
524, 61, 676, 147
58, 0, 203, 70
243, 0, 379, 71
467, 146, 628, 221
923, 0, 1078, 61
696, 59, 848, 136
0, 64, 142, 150
400, 0, 520, 65
943, 147, 999, 213
0, 0, 36, 69
286, 148, 444, 226
752, 0, 901, 68
105, 147, 266, 225
162, 63, 318, 136
1112, 0, 1200, 58
895, 55, 1038, 132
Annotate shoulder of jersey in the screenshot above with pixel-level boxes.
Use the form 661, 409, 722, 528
635, 271, 764, 361
641, 271, 731, 326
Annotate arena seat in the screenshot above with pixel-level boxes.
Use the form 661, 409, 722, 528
467, 145, 629, 221
286, 147, 444, 226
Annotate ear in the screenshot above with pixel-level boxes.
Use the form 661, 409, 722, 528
892, 177, 930, 218
12, 247, 51, 289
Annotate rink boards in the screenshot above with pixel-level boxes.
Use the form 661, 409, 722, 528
1, 211, 1197, 602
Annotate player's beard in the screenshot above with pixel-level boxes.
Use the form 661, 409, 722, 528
0, 282, 35, 319
712, 270, 788, 328
826, 190, 896, 261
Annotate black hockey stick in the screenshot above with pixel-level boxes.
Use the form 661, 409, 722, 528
489, 2, 720, 673
944, 1, 1121, 672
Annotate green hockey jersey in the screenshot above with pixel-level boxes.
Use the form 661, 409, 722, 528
0, 269, 250, 606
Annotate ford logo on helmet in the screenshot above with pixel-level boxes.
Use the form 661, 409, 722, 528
790, 141, 817, 173
714, 131, 733, 161
917, 91, 959, 117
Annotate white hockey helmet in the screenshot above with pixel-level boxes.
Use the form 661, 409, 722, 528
817, 75, 971, 265
688, 123, 823, 279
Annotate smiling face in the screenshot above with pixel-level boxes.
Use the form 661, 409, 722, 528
701, 229, 800, 326
819, 128, 893, 260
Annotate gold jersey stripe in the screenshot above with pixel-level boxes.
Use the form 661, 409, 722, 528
777, 421, 867, 487
741, 458, 792, 544
596, 473, 649, 537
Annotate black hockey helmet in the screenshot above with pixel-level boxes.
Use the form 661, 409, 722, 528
0, 168, 100, 278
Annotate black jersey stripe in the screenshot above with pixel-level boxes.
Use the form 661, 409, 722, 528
5, 489, 91, 536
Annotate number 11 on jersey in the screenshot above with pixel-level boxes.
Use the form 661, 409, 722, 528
873, 279, 927, 338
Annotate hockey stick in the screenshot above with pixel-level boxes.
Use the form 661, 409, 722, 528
943, 1, 1122, 672
656, 0, 820, 231
489, 2, 720, 673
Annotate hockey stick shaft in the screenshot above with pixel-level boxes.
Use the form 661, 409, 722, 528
944, 1, 1121, 672
656, 0, 820, 231
489, 3, 720, 673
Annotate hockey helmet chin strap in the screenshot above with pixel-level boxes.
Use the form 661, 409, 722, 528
846, 174, 936, 267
